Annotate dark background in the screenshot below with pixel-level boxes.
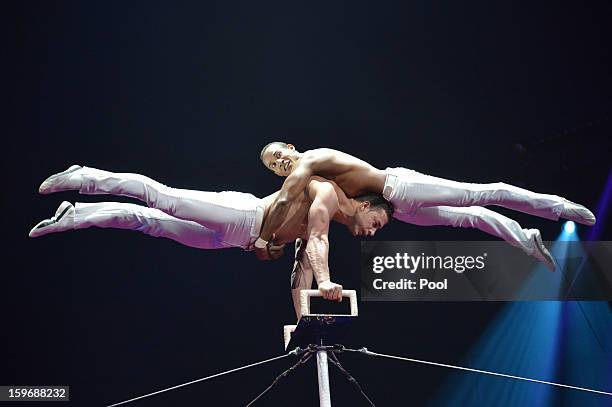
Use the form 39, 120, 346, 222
4, 1, 612, 406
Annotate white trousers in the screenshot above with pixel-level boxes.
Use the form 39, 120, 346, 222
74, 202, 231, 249
73, 167, 264, 249
383, 167, 566, 254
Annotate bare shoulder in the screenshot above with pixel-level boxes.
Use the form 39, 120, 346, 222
303, 148, 373, 170
306, 175, 335, 190
306, 176, 339, 199
301, 148, 338, 164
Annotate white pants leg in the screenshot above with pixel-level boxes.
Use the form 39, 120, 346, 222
384, 167, 564, 220
75, 167, 262, 248
74, 202, 232, 249
395, 205, 537, 254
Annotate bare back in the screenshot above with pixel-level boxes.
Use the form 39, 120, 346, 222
300, 148, 386, 197
260, 177, 352, 244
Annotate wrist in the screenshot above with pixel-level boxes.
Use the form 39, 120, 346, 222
254, 237, 268, 249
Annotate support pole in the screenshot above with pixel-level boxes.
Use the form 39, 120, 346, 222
291, 289, 358, 407
316, 349, 332, 407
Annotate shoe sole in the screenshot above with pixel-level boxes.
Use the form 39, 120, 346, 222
29, 201, 74, 238
54, 201, 73, 219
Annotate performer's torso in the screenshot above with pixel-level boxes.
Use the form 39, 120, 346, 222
305, 148, 387, 197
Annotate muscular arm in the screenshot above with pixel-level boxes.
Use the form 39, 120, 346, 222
258, 164, 314, 243
290, 238, 313, 320
303, 181, 343, 301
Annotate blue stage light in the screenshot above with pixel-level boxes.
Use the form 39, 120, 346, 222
564, 221, 576, 234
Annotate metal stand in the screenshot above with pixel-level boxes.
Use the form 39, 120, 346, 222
249, 289, 375, 406
316, 349, 332, 407
284, 289, 358, 407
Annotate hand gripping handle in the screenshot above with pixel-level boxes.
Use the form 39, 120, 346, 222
299, 289, 358, 317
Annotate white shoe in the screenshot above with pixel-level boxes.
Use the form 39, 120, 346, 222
526, 229, 557, 272
38, 165, 83, 194
29, 201, 75, 238
560, 198, 596, 226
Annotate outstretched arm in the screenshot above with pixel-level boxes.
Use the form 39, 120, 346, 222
303, 181, 343, 301
255, 164, 313, 257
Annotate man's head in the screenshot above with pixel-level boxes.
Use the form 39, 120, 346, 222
260, 142, 300, 176
349, 194, 394, 237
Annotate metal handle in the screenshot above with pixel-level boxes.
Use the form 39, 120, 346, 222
299, 289, 358, 317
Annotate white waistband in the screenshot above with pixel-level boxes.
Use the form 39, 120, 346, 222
383, 169, 398, 200
245, 204, 265, 251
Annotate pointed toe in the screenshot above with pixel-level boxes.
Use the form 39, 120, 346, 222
28, 202, 75, 238
561, 199, 596, 226
38, 165, 83, 194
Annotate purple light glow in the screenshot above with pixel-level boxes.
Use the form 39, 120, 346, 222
587, 168, 612, 241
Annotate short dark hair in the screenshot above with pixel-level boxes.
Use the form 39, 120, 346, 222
354, 193, 394, 221
260, 141, 288, 161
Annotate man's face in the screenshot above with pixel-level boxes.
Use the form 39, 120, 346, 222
350, 204, 390, 237
261, 144, 297, 177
